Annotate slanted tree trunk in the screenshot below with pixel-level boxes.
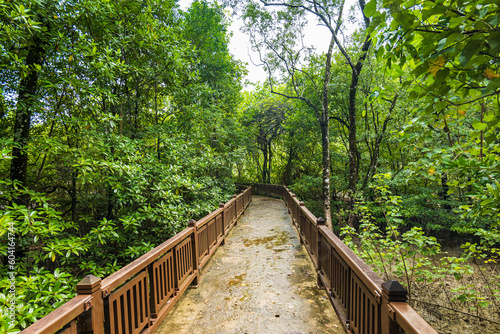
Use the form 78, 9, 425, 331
361, 96, 396, 190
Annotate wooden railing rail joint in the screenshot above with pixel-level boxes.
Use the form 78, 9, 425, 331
76, 275, 101, 295
374, 289, 381, 303
387, 304, 396, 321
83, 297, 93, 311
101, 286, 110, 298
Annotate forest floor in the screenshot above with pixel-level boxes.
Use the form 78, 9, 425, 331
412, 246, 500, 334
155, 196, 343, 334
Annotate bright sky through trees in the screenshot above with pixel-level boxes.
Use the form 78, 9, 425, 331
178, 0, 357, 87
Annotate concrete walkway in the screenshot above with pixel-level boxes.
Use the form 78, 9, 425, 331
155, 196, 343, 334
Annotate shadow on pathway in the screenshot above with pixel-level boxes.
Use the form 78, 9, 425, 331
155, 195, 343, 334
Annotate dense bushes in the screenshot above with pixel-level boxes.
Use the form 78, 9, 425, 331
0, 1, 244, 332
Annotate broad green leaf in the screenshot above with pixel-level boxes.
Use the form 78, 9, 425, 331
449, 16, 464, 28
483, 114, 496, 123
485, 134, 496, 145
364, 0, 377, 17
459, 39, 482, 66
472, 121, 487, 131
488, 31, 500, 53
437, 38, 447, 51
486, 77, 500, 93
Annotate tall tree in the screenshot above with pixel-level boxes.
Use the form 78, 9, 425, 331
232, 1, 344, 228
3, 2, 57, 204
228, 0, 374, 227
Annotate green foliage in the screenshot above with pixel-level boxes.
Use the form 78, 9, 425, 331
0, 267, 78, 333
369, 0, 500, 231
369, 0, 500, 98
0, 0, 244, 331
289, 175, 323, 217
342, 179, 500, 321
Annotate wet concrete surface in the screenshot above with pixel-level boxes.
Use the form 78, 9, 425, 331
155, 196, 344, 334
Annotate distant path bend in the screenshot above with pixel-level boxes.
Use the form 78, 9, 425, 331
156, 195, 343, 334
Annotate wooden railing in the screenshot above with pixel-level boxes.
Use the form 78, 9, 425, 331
253, 183, 437, 334
20, 187, 252, 334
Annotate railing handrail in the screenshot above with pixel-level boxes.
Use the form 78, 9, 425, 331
390, 302, 438, 334
20, 186, 253, 334
101, 227, 194, 292
19, 295, 89, 333
318, 224, 384, 294
195, 207, 223, 229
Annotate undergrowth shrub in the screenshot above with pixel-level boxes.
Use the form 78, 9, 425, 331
342, 173, 500, 327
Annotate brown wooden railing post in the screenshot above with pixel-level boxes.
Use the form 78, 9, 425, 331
188, 219, 200, 287
76, 275, 104, 334
316, 217, 325, 289
285, 188, 290, 213
381, 280, 407, 334
298, 201, 305, 244
219, 203, 225, 246
233, 195, 238, 225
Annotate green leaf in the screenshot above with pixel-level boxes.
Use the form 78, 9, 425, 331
364, 0, 377, 17
472, 121, 487, 131
486, 77, 500, 93
437, 37, 447, 51
485, 134, 496, 145
449, 16, 464, 28
483, 114, 496, 123
459, 39, 482, 66
488, 31, 500, 53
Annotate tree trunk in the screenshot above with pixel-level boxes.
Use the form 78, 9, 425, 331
361, 136, 381, 190
267, 142, 272, 183
10, 36, 45, 205
319, 36, 335, 230
261, 144, 268, 183
345, 0, 372, 226
347, 71, 360, 198
320, 120, 332, 230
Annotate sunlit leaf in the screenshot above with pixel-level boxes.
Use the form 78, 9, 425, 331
428, 57, 445, 76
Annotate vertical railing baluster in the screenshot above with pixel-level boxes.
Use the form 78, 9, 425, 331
188, 220, 199, 287
316, 217, 325, 289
